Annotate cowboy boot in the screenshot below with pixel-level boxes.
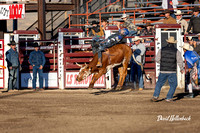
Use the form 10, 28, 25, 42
96, 58, 102, 67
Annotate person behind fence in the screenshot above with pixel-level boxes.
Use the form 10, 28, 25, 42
181, 43, 199, 98
191, 33, 200, 55
93, 28, 129, 67
186, 6, 200, 34
141, 22, 155, 43
151, 36, 184, 102
175, 10, 188, 35
162, 0, 178, 19
89, 21, 104, 37
130, 36, 145, 90
29, 43, 46, 91
163, 9, 177, 24
5, 41, 20, 92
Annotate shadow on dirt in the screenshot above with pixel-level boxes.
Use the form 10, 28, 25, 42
90, 87, 134, 95
173, 91, 200, 101
0, 91, 37, 99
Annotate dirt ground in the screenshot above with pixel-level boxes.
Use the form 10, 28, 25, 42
0, 88, 200, 133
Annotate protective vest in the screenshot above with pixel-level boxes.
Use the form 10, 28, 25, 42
160, 44, 177, 71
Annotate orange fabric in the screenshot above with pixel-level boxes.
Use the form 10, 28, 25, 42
91, 26, 104, 37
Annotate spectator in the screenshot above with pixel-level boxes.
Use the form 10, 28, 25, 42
175, 10, 188, 35
162, 0, 178, 19
120, 14, 137, 42
151, 36, 184, 102
181, 43, 198, 98
89, 21, 104, 37
187, 6, 200, 34
191, 33, 200, 55
29, 43, 46, 91
131, 36, 146, 90
5, 41, 20, 92
163, 9, 177, 24
141, 22, 154, 36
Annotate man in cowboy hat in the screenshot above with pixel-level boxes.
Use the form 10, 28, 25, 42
175, 10, 188, 34
187, 6, 200, 34
141, 22, 155, 38
181, 43, 199, 98
163, 9, 177, 24
130, 36, 145, 90
89, 20, 104, 37
29, 43, 46, 91
151, 36, 184, 102
5, 40, 20, 92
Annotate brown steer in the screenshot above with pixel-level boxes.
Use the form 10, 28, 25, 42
76, 44, 132, 90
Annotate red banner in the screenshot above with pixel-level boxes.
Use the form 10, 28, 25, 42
0, 4, 25, 20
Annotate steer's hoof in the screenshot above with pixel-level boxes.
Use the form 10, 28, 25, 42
116, 86, 122, 90
88, 87, 93, 90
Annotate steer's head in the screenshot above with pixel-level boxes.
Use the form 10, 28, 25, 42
76, 63, 91, 82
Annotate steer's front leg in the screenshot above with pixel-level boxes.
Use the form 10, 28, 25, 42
88, 69, 106, 89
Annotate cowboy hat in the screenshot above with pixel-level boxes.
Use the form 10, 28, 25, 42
166, 36, 177, 43
33, 43, 40, 47
132, 36, 142, 42
121, 14, 129, 19
91, 20, 99, 25
175, 10, 183, 15
8, 40, 16, 46
180, 43, 194, 51
193, 6, 199, 12
163, 9, 171, 14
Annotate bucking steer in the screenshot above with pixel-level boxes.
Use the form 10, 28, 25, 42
76, 44, 132, 90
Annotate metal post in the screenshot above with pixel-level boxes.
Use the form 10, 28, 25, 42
38, 0, 46, 40
13, 1, 18, 31
58, 31, 64, 89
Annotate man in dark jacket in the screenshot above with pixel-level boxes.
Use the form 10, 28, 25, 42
151, 36, 184, 102
6, 41, 20, 92
29, 43, 46, 91
187, 6, 200, 34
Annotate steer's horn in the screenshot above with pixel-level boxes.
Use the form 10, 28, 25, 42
76, 62, 82, 67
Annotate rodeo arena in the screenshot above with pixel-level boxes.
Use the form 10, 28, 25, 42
1, 0, 200, 132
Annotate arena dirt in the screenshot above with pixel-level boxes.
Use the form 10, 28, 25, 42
0, 88, 199, 133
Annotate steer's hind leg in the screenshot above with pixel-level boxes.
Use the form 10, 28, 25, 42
116, 67, 123, 90
116, 62, 129, 90
88, 69, 106, 89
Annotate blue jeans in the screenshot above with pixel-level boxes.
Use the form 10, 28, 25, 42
130, 62, 144, 89
32, 66, 43, 89
153, 73, 177, 99
8, 67, 18, 90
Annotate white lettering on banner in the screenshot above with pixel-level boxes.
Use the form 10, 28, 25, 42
0, 4, 25, 20
71, 44, 91, 49
65, 72, 105, 88
21, 73, 58, 88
